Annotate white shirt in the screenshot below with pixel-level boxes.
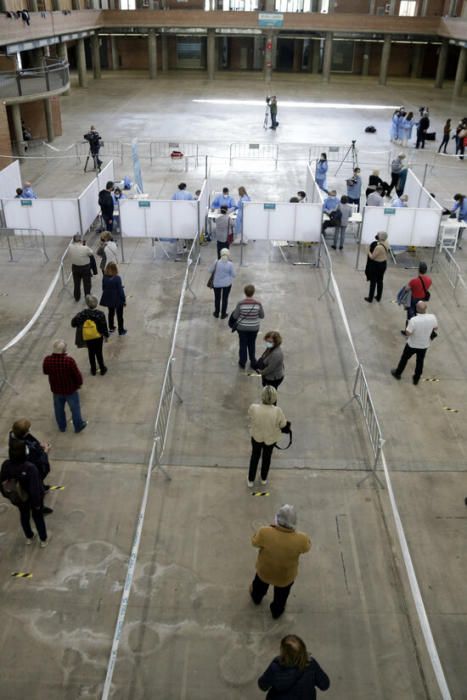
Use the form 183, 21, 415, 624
407, 313, 438, 349
67, 242, 93, 266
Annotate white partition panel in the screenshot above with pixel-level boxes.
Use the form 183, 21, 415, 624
1, 198, 80, 236
0, 161, 21, 199
361, 207, 440, 247
305, 164, 324, 205
97, 160, 115, 191
197, 177, 209, 237
244, 202, 321, 242
78, 178, 100, 235
120, 199, 198, 239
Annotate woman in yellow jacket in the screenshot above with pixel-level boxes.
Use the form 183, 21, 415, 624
250, 504, 311, 619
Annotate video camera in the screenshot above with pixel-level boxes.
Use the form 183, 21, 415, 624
84, 130, 103, 151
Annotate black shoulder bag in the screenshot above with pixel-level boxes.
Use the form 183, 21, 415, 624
275, 421, 293, 450
419, 275, 431, 301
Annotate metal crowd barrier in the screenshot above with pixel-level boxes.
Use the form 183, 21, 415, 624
0, 241, 71, 394
0, 227, 49, 263
317, 235, 335, 301
352, 364, 385, 488
101, 233, 201, 700
229, 142, 279, 169
437, 246, 467, 305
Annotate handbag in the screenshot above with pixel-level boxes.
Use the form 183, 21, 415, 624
430, 329, 438, 340
207, 261, 217, 289
419, 275, 431, 301
397, 286, 412, 308
228, 302, 257, 334
275, 421, 292, 450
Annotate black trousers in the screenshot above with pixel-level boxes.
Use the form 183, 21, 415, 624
438, 136, 449, 153
108, 306, 125, 333
348, 196, 360, 212
250, 574, 293, 618
395, 344, 427, 381
18, 501, 47, 542
213, 285, 231, 316
248, 438, 275, 482
72, 264, 92, 302
238, 330, 258, 368
216, 240, 230, 259
87, 336, 106, 374
262, 376, 283, 390
367, 261, 386, 301
416, 130, 426, 149
388, 173, 400, 195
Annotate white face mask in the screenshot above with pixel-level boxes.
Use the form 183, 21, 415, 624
265, 341, 274, 349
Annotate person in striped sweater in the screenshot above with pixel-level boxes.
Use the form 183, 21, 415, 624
231, 284, 264, 369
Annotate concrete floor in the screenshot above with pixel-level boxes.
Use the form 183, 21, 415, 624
0, 73, 466, 699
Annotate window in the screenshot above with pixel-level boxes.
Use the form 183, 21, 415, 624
275, 0, 312, 11
120, 0, 136, 9
399, 1, 417, 16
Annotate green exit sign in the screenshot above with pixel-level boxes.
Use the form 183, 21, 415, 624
138, 200, 150, 208
264, 203, 276, 210
20, 199, 32, 206
384, 208, 396, 215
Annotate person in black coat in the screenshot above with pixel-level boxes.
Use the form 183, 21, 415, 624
98, 181, 114, 232
8, 418, 51, 492
100, 262, 127, 336
258, 635, 330, 700
71, 294, 109, 375
0, 443, 49, 546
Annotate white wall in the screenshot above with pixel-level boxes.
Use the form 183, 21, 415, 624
0, 161, 21, 200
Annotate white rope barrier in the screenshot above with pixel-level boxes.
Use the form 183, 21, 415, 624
327, 253, 452, 700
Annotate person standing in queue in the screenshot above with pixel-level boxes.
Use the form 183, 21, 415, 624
231, 284, 264, 369
364, 232, 389, 303
255, 331, 285, 389
208, 248, 235, 320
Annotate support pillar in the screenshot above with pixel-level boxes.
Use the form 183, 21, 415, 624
11, 103, 23, 151
148, 29, 157, 79
420, 0, 429, 15
29, 0, 38, 10
71, 0, 80, 8
57, 41, 70, 96
361, 42, 370, 76
264, 32, 273, 83
51, 0, 60, 9
453, 46, 466, 98
311, 39, 321, 74
91, 33, 101, 80
322, 32, 333, 83
434, 40, 448, 89
77, 37, 88, 88
110, 36, 119, 70
207, 29, 215, 80
410, 44, 423, 79
265, 0, 274, 9
292, 39, 302, 73
378, 36, 391, 86
43, 98, 54, 143
161, 35, 168, 73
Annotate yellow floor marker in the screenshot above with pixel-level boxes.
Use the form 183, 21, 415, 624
49, 485, 65, 491
443, 406, 459, 413
11, 572, 32, 579
423, 378, 440, 383
252, 491, 270, 497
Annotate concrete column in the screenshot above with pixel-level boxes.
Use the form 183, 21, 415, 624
311, 39, 321, 73
77, 38, 88, 88
10, 103, 23, 151
411, 45, 423, 79
51, 0, 60, 10
293, 39, 302, 72
387, 0, 396, 13
265, 0, 274, 9
420, 0, 429, 15
28, 0, 38, 10
161, 35, 168, 73
71, 0, 81, 9
91, 33, 101, 80
322, 32, 333, 83
207, 29, 215, 80
378, 36, 391, 86
434, 40, 448, 89
368, 0, 376, 12
264, 32, 273, 83
148, 29, 157, 79
361, 42, 371, 76
57, 41, 70, 96
110, 36, 119, 70
43, 98, 54, 142
453, 46, 466, 98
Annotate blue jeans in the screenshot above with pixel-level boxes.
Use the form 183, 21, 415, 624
53, 392, 85, 432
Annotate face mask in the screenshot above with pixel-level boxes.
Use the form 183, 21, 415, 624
265, 341, 274, 349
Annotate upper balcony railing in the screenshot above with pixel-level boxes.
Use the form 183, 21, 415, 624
0, 57, 69, 102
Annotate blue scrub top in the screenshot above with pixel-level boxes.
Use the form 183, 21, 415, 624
212, 193, 236, 209
172, 190, 194, 201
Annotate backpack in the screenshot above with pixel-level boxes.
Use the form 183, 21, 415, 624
82, 318, 101, 342
1, 477, 28, 506
365, 125, 376, 133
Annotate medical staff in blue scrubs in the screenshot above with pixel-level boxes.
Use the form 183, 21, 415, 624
235, 186, 251, 241
172, 183, 194, 200
315, 153, 328, 193
211, 187, 236, 210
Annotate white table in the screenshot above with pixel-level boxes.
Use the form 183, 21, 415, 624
439, 220, 462, 252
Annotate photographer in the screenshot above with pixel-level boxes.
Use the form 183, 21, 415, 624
268, 96, 278, 130
84, 125, 103, 170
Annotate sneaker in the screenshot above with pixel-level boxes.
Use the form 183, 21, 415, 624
75, 421, 88, 433
42, 506, 54, 515
331, 245, 337, 250
91, 369, 97, 376
100, 367, 108, 376
364, 297, 373, 303
25, 535, 35, 545
260, 479, 268, 486
119, 330, 128, 336
40, 539, 49, 548
391, 369, 401, 380
247, 479, 254, 488
43, 484, 51, 491
339, 246, 344, 250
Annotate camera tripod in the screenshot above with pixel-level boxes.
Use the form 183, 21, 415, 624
84, 149, 101, 173
334, 140, 358, 176
263, 105, 270, 130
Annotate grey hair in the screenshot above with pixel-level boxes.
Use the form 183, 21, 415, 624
261, 385, 277, 405
85, 294, 98, 309
53, 339, 67, 354
275, 504, 297, 530
73, 234, 82, 243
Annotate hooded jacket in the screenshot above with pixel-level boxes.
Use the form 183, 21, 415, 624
258, 656, 330, 700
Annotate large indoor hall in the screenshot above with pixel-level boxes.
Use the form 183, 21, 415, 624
1, 67, 467, 700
